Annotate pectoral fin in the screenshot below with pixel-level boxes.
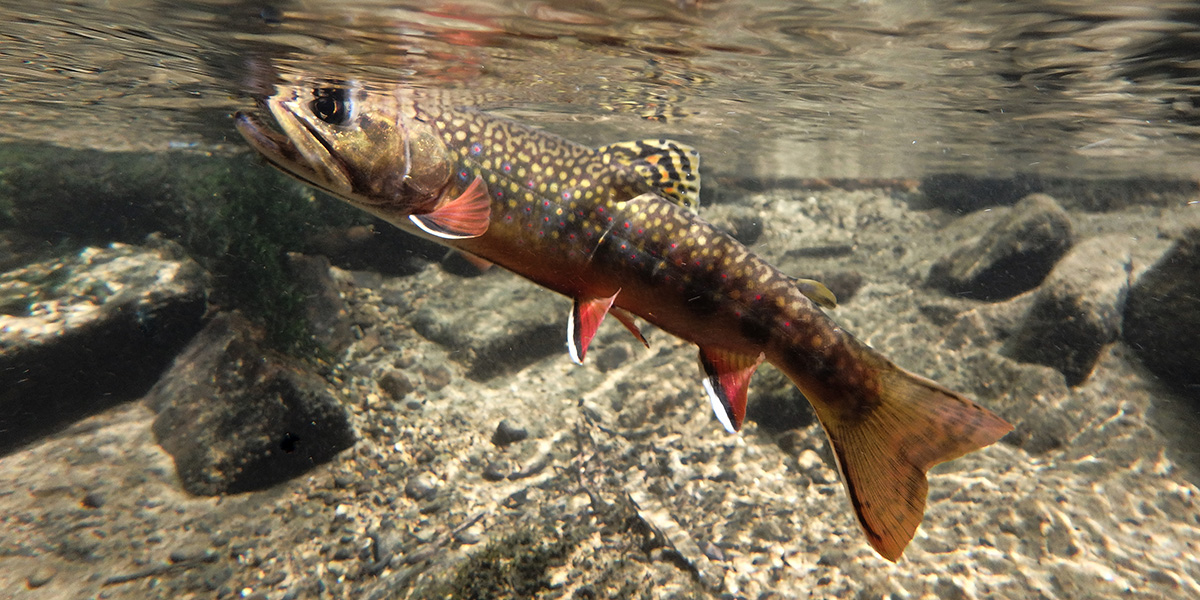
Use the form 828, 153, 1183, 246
409, 175, 491, 239
698, 347, 765, 433
567, 291, 620, 364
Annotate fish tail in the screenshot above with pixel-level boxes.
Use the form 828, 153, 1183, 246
781, 341, 1012, 561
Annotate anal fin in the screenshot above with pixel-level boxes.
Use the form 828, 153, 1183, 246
409, 175, 491, 239
567, 291, 620, 364
698, 347, 765, 434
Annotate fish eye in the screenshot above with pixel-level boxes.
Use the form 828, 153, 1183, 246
310, 87, 350, 125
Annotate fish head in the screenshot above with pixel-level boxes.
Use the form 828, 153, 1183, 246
236, 82, 452, 215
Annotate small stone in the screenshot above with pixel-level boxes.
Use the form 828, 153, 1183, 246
26, 565, 55, 588
927, 193, 1074, 301
421, 365, 452, 392
378, 371, 414, 401
482, 459, 512, 481
491, 419, 528, 447
404, 473, 438, 501
81, 491, 105, 509
169, 544, 216, 564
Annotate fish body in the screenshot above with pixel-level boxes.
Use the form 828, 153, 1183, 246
236, 82, 1011, 561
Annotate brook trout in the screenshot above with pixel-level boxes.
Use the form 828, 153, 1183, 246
236, 82, 1011, 561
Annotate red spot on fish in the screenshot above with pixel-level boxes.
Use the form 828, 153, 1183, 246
784, 321, 791, 327
597, 207, 605, 213
569, 233, 575, 239
623, 221, 630, 229
502, 162, 512, 172
721, 274, 727, 279
562, 191, 571, 200
755, 294, 762, 301
543, 200, 550, 207
670, 243, 677, 249
527, 180, 535, 188
469, 143, 482, 155
544, 217, 550, 222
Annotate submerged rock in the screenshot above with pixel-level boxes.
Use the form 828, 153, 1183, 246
0, 238, 209, 454
927, 193, 1074, 301
1002, 235, 1132, 386
409, 272, 563, 380
1123, 230, 1200, 397
919, 173, 1044, 213
144, 313, 356, 495
285, 252, 353, 355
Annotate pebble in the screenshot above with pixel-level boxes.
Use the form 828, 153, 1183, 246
404, 473, 438, 501
378, 371, 414, 401
422, 365, 452, 391
26, 565, 55, 588
482, 458, 512, 481
491, 419, 529, 446
81, 491, 105, 509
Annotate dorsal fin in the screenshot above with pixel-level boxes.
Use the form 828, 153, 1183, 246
597, 139, 701, 211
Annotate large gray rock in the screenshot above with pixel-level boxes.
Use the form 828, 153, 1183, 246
927, 193, 1074, 301
408, 272, 565, 380
1002, 235, 1132, 386
0, 238, 209, 454
145, 313, 356, 495
1123, 229, 1200, 397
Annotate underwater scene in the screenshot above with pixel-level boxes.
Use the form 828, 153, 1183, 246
1, 1, 1198, 598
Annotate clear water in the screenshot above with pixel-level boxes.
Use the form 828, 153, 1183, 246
1, 1, 1198, 598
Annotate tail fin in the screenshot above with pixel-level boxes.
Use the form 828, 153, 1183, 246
784, 352, 1012, 561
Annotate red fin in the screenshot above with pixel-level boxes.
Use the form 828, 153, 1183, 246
698, 347, 765, 434
409, 175, 491, 239
782, 344, 1012, 562
611, 308, 649, 348
567, 291, 619, 364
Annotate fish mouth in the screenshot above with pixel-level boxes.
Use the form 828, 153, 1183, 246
234, 97, 354, 196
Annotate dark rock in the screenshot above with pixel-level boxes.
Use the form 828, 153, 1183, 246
927, 194, 1074, 301
26, 566, 55, 588
491, 419, 529, 447
285, 253, 353, 355
378, 371, 414, 401
482, 459, 512, 482
1123, 230, 1200, 396
918, 173, 1044, 213
144, 313, 357, 496
0, 239, 210, 455
82, 491, 106, 509
1002, 235, 1132, 386
593, 344, 629, 373
409, 274, 563, 380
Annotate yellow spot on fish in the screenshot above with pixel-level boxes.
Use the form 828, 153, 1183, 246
615, 201, 627, 210
696, 236, 707, 246
580, 179, 591, 188
454, 130, 466, 141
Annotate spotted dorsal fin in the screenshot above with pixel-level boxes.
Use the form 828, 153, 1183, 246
597, 139, 701, 211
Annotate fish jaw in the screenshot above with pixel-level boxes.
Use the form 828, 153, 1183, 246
236, 83, 451, 218
235, 109, 350, 195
